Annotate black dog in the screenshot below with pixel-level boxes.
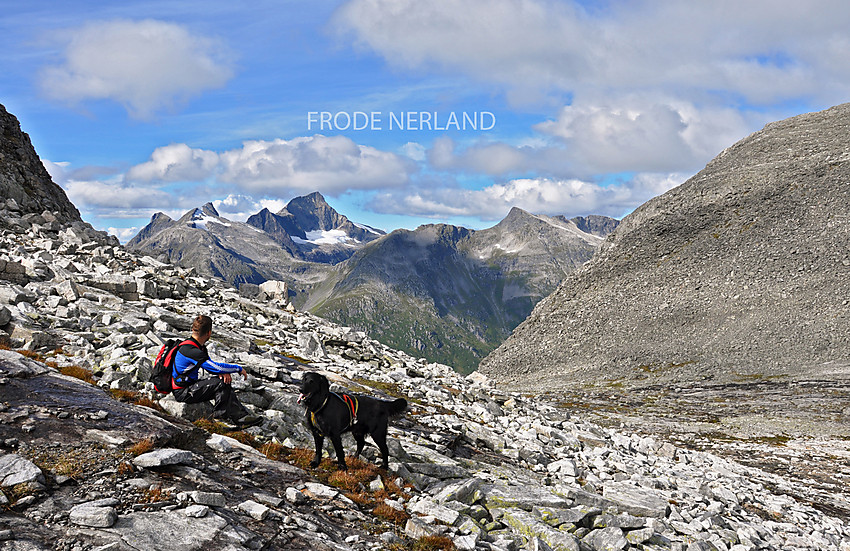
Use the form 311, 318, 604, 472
297, 372, 407, 470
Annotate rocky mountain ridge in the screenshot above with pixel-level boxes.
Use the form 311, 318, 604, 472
245, 191, 386, 265
481, 102, 850, 389
2, 198, 849, 550
307, 208, 610, 371
2, 103, 848, 550
131, 194, 617, 373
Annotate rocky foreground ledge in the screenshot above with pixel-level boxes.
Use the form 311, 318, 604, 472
1, 205, 849, 550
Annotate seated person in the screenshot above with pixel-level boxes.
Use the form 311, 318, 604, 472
172, 315, 261, 428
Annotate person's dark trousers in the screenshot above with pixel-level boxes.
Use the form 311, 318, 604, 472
173, 378, 249, 421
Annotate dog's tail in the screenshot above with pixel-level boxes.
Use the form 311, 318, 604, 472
388, 398, 407, 417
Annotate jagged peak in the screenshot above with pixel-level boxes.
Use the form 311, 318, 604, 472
200, 202, 220, 217
285, 191, 330, 211
150, 212, 173, 223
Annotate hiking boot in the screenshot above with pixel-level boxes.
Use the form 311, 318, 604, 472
234, 414, 262, 428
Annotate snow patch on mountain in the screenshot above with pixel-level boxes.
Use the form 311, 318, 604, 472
291, 229, 360, 246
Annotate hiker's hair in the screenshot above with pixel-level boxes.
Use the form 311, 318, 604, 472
192, 315, 213, 336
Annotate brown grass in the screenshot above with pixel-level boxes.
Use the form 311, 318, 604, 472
260, 441, 288, 461
192, 418, 260, 448
328, 469, 363, 492
128, 438, 154, 456
57, 364, 96, 385
132, 395, 163, 411
412, 536, 456, 551
136, 484, 172, 504
373, 502, 410, 524
18, 349, 44, 361
29, 445, 122, 482
107, 388, 165, 412
117, 461, 135, 476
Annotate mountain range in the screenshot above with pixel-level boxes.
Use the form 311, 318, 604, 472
2, 100, 847, 551
129, 195, 618, 372
481, 101, 850, 389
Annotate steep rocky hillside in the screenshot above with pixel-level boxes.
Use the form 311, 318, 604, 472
0, 104, 85, 230
307, 209, 612, 372
3, 104, 848, 550
2, 201, 848, 550
481, 103, 850, 389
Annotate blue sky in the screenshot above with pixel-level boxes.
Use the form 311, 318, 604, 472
3, 0, 850, 242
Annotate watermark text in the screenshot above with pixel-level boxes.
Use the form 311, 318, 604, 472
307, 111, 496, 131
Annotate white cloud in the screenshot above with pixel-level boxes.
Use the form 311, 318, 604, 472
217, 135, 414, 194
42, 159, 71, 185
422, 96, 759, 177
126, 143, 219, 182
40, 19, 234, 119
211, 194, 288, 222
535, 96, 756, 174
401, 142, 426, 162
122, 135, 415, 196
107, 226, 140, 243
427, 136, 573, 176
61, 178, 172, 210
369, 173, 685, 220
333, 0, 850, 106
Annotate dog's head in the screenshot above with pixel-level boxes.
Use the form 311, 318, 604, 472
297, 372, 329, 406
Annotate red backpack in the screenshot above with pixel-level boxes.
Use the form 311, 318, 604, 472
150, 339, 197, 393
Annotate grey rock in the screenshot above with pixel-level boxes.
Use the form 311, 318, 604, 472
206, 433, 263, 456
158, 393, 212, 420
297, 331, 326, 359
407, 461, 469, 479
404, 517, 448, 539
285, 487, 307, 505
601, 482, 670, 518
410, 498, 461, 525
237, 499, 269, 520
453, 533, 480, 551
625, 527, 654, 545
184, 504, 209, 517
434, 477, 483, 505
99, 510, 230, 549
528, 537, 555, 551
132, 448, 194, 468
500, 508, 581, 551
190, 491, 226, 507
69, 503, 118, 528
55, 279, 81, 302
0, 453, 44, 487
145, 305, 192, 331
582, 526, 628, 551
303, 482, 338, 500
0, 305, 10, 326
483, 482, 572, 511
533, 505, 600, 527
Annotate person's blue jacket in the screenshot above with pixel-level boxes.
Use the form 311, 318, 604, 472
172, 337, 242, 388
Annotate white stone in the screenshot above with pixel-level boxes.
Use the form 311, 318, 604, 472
133, 448, 194, 468
0, 454, 44, 487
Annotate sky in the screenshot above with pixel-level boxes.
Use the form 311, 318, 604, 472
2, 0, 850, 242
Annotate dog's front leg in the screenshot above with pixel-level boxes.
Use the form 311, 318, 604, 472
310, 430, 324, 468
329, 433, 347, 470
